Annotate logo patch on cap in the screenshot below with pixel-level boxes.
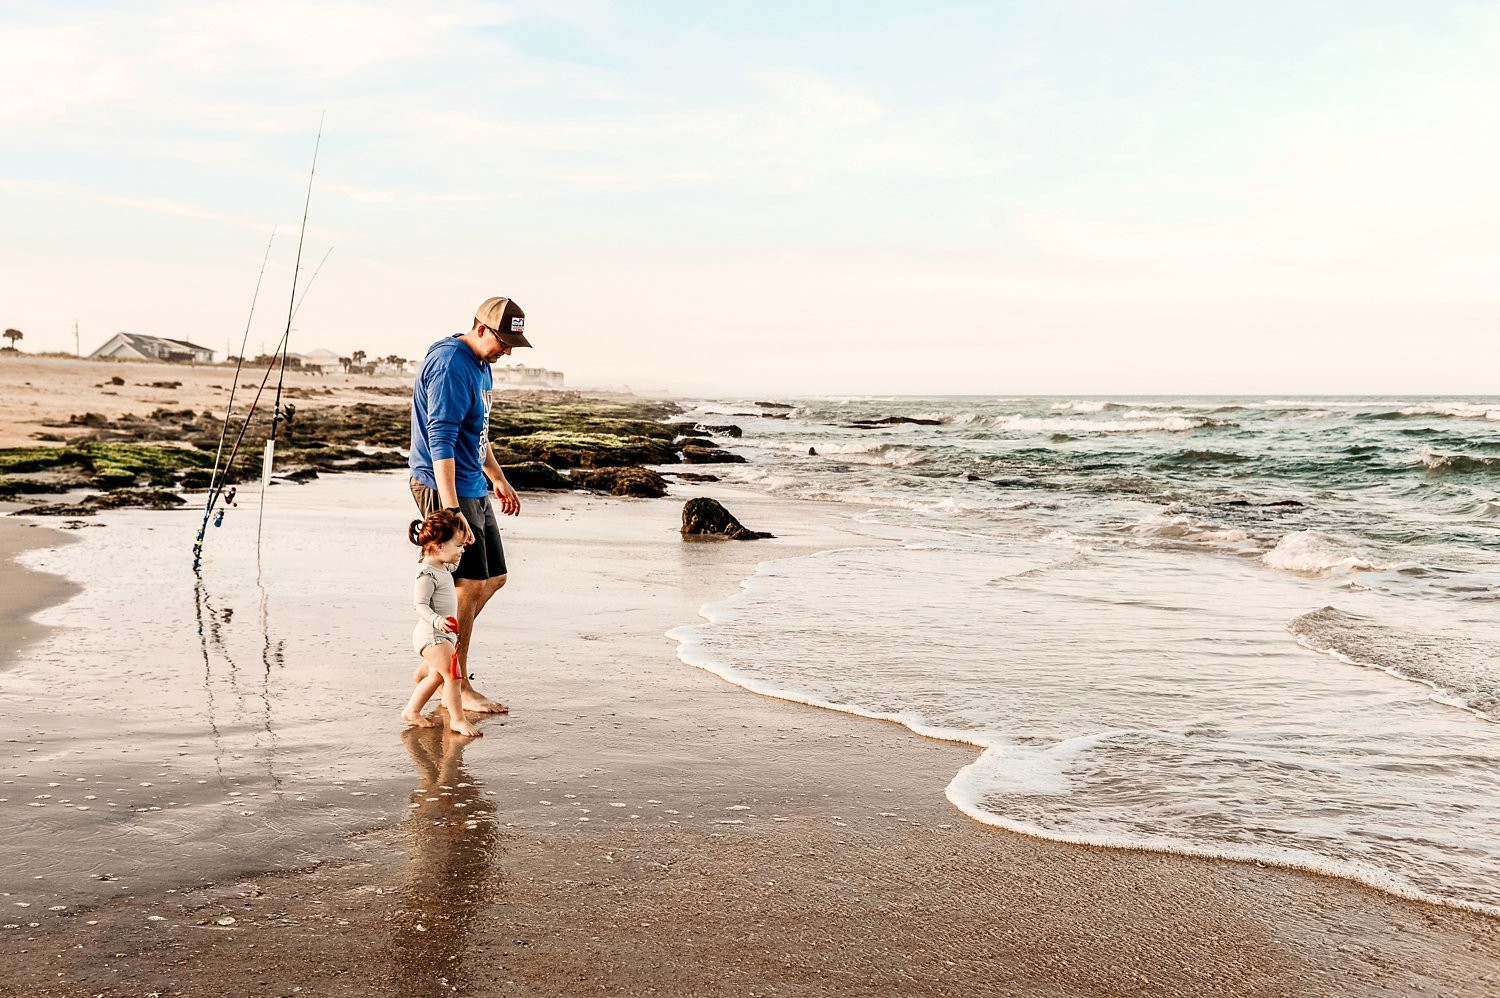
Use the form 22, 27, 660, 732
510, 317, 525, 331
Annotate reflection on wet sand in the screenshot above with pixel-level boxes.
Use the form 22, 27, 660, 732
394, 720, 502, 993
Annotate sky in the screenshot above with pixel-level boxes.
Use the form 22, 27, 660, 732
2, 1, 1498, 395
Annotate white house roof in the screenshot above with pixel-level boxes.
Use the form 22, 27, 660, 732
98, 332, 216, 354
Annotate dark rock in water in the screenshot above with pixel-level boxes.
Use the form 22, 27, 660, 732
699, 423, 743, 438
665, 422, 711, 439
281, 468, 320, 483
69, 412, 109, 427
572, 466, 668, 498
808, 447, 818, 456
501, 461, 572, 491
681, 444, 746, 464
147, 380, 183, 390
1050, 433, 1073, 442
681, 497, 773, 540
846, 416, 942, 428
755, 401, 794, 410
669, 472, 720, 482
22, 488, 186, 516
108, 376, 125, 386
149, 408, 196, 421
1219, 498, 1305, 510
965, 473, 981, 481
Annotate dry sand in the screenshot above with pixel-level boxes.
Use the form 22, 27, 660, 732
1, 367, 1497, 996
0, 354, 424, 449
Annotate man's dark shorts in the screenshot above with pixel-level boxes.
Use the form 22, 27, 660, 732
409, 478, 507, 581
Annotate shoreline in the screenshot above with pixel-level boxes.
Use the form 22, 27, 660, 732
1, 478, 1497, 994
0, 515, 79, 672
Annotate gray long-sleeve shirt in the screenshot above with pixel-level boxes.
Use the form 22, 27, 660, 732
413, 562, 458, 628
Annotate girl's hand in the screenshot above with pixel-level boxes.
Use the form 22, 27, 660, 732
439, 615, 458, 635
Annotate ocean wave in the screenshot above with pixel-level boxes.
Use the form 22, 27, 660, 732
911, 411, 983, 425
741, 440, 928, 467
1419, 447, 1500, 475
1051, 400, 1128, 413
945, 742, 1500, 918
1400, 403, 1500, 421
1155, 449, 1249, 465
991, 415, 1220, 434
1260, 531, 1403, 576
1125, 514, 1253, 547
1289, 607, 1497, 722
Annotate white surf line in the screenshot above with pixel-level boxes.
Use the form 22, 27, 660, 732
667, 553, 1500, 920
1292, 633, 1496, 724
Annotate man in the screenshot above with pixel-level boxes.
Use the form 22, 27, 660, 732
408, 296, 531, 715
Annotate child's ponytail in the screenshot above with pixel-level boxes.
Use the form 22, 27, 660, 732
409, 508, 467, 550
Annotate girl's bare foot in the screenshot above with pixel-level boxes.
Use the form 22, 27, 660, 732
402, 708, 436, 728
448, 716, 483, 737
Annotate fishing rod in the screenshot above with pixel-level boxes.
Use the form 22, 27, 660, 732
192, 226, 277, 571
192, 117, 325, 570
259, 113, 325, 558
197, 241, 333, 569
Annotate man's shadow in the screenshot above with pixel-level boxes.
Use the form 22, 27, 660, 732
390, 720, 503, 992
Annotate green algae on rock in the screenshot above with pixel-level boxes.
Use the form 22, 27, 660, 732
498, 462, 572, 491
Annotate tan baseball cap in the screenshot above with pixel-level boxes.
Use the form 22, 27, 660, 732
475, 297, 530, 348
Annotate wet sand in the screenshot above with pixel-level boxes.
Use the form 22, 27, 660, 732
0, 517, 78, 671
1, 479, 1497, 996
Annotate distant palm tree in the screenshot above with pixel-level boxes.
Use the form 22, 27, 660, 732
351, 349, 366, 366
2, 328, 21, 350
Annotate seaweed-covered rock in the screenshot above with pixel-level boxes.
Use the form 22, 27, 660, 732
669, 472, 720, 482
572, 466, 669, 498
500, 461, 572, 491
22, 488, 186, 516
699, 423, 743, 438
681, 497, 772, 540
680, 444, 745, 464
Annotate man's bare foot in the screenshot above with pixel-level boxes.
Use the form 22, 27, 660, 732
448, 716, 483, 737
462, 691, 509, 714
401, 708, 436, 728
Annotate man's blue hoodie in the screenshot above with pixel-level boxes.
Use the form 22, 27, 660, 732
409, 335, 493, 498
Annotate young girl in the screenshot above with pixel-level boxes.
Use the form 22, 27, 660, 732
403, 510, 482, 737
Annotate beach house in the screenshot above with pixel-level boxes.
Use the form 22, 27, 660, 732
90, 332, 216, 364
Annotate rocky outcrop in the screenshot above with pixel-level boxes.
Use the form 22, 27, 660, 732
680, 497, 772, 540
498, 461, 571, 491
845, 416, 942, 428
571, 466, 669, 498
24, 488, 187, 516
680, 444, 746, 464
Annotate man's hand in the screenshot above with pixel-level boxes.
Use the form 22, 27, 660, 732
493, 476, 521, 516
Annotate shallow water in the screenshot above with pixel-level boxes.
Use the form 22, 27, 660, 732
0, 474, 507, 917
671, 395, 1500, 914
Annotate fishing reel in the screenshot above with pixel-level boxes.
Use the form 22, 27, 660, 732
211, 486, 239, 528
